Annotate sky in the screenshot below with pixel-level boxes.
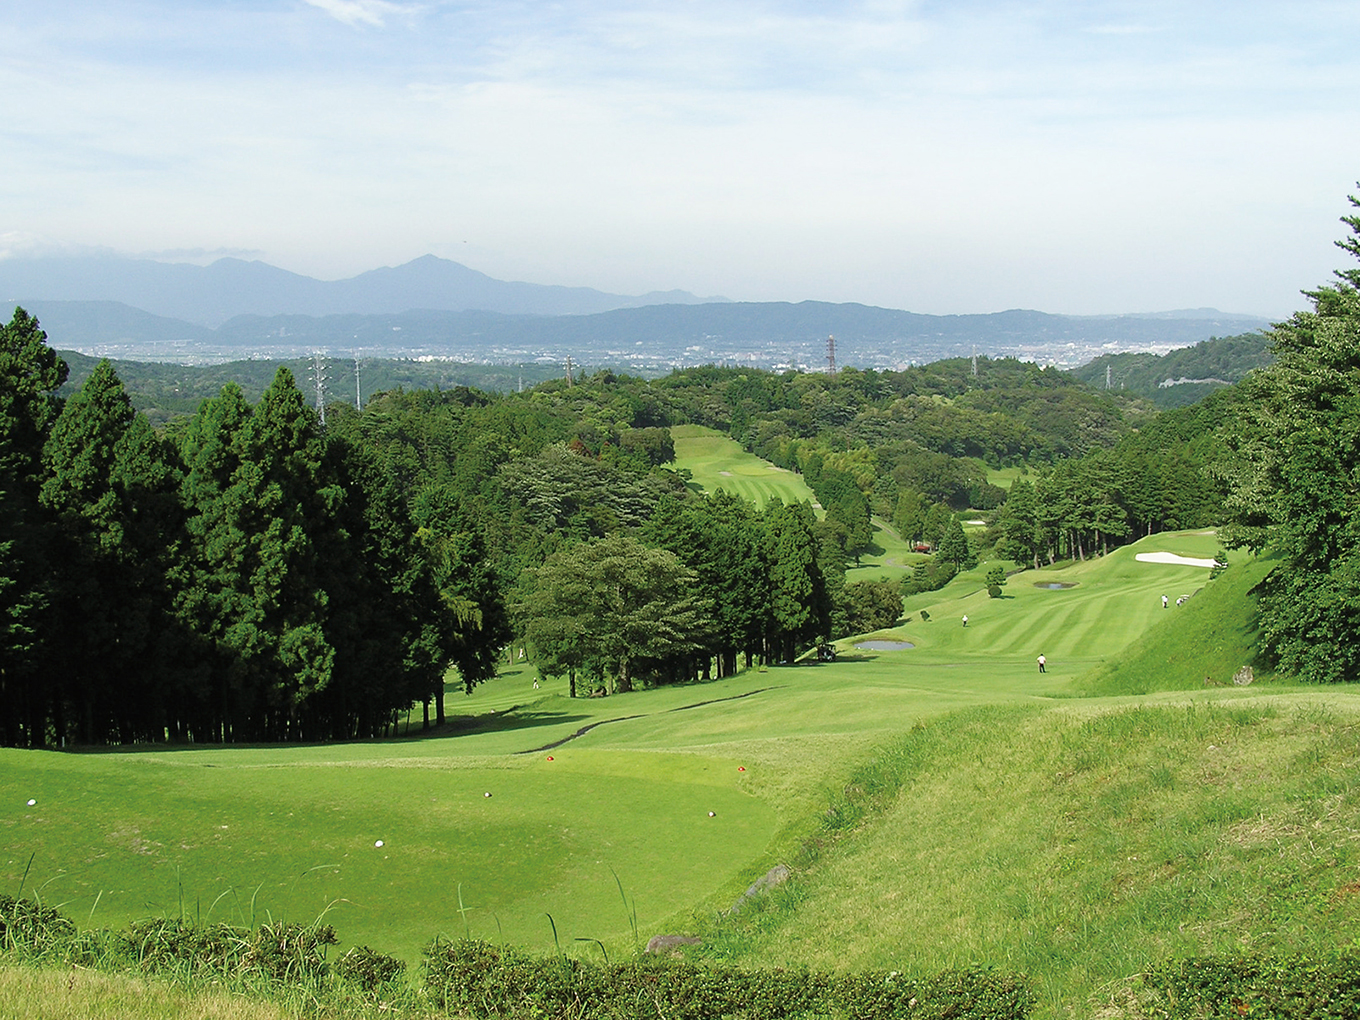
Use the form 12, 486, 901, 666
3, 1, 1359, 318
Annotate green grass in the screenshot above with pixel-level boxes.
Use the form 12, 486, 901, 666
670, 424, 817, 507
1072, 549, 1277, 697
844, 516, 928, 584
982, 462, 1031, 488
6, 528, 1360, 1019
1, 731, 776, 963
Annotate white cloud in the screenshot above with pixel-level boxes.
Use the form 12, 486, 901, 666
302, 0, 417, 28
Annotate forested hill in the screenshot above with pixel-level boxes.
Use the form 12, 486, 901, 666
1070, 331, 1271, 408
2, 302, 1244, 748
54, 348, 584, 424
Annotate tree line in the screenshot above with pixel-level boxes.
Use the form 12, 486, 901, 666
0, 311, 508, 748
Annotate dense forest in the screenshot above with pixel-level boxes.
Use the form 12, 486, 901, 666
6, 195, 1360, 747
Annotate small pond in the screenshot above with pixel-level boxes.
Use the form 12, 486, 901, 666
1033, 582, 1078, 590
856, 640, 916, 651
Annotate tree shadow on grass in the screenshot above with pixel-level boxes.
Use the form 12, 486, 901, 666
70, 705, 595, 755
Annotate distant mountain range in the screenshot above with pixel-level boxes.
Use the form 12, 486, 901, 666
1, 253, 1272, 370
0, 253, 725, 326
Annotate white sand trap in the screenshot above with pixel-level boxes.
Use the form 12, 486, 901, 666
718, 470, 733, 476
1136, 552, 1218, 568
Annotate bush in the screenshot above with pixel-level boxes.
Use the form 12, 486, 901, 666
123, 918, 248, 975
123, 918, 336, 985
425, 939, 1034, 1019
335, 943, 405, 992
1144, 954, 1360, 1019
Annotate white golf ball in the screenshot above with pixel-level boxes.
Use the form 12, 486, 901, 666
27, 799, 36, 806
708, 811, 716, 817
374, 840, 384, 848
484, 792, 492, 798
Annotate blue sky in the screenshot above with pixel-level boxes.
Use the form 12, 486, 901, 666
3, 1, 1359, 316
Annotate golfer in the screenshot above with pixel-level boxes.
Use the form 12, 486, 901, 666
962, 614, 968, 627
1037, 653, 1046, 673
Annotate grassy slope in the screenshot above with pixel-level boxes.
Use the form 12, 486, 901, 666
701, 542, 1360, 1015
671, 424, 817, 508
720, 694, 1360, 1017
1071, 550, 1277, 696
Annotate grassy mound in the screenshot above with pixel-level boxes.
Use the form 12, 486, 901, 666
705, 697, 1360, 1016
1071, 551, 1276, 697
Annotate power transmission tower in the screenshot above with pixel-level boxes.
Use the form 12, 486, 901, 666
354, 350, 362, 411
565, 355, 574, 387
312, 353, 328, 427
827, 334, 837, 375
1106, 364, 1112, 390
972, 347, 978, 378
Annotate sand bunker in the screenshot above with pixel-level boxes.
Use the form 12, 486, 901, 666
1135, 552, 1218, 568
856, 640, 915, 651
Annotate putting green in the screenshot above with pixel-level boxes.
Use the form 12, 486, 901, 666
0, 529, 1269, 969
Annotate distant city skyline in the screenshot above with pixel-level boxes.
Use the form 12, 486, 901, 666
4, 1, 1359, 319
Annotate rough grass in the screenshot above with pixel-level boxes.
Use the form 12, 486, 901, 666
0, 963, 292, 1019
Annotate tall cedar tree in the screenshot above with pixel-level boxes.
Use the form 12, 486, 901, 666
40, 360, 184, 743
177, 371, 339, 741
764, 502, 831, 662
0, 309, 66, 746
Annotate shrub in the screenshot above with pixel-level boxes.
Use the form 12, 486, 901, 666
1144, 954, 1360, 1019
425, 939, 1033, 1019
242, 921, 337, 984
123, 918, 249, 975
123, 918, 335, 985
335, 943, 406, 992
